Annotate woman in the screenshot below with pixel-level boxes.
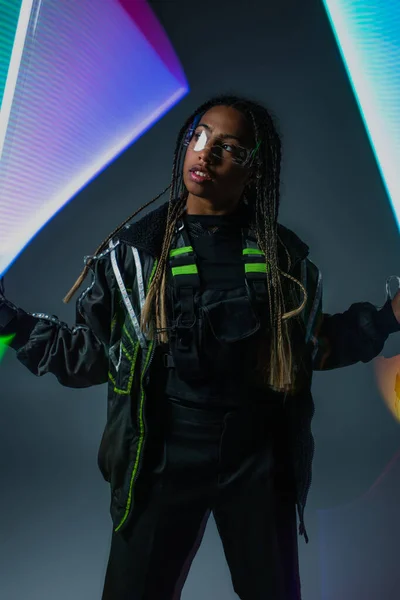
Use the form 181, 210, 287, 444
1, 94, 399, 600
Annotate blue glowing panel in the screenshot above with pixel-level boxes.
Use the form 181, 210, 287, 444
323, 0, 400, 230
0, 0, 189, 276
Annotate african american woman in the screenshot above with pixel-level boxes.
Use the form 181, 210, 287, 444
1, 94, 400, 600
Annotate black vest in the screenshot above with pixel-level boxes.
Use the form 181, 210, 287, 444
163, 216, 283, 408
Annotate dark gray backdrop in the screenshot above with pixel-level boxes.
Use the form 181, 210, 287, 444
1, 1, 400, 598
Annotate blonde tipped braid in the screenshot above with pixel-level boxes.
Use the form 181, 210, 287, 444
252, 222, 303, 393
140, 194, 187, 343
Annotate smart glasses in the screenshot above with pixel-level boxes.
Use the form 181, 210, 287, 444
183, 124, 261, 168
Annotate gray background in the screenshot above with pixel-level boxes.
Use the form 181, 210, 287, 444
1, 0, 400, 598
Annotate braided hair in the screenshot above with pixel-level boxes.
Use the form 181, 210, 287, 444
64, 93, 307, 394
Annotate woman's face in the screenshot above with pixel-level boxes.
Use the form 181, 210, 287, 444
182, 105, 256, 210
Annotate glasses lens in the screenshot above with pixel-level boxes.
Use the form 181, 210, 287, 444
184, 128, 250, 166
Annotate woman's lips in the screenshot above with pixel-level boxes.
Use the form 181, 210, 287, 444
189, 169, 213, 184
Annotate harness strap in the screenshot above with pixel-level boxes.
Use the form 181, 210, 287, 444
132, 246, 145, 313
242, 229, 270, 299
109, 239, 147, 350
166, 221, 203, 379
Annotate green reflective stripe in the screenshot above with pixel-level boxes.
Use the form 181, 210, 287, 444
245, 263, 269, 273
122, 324, 135, 347
115, 339, 153, 531
169, 246, 193, 257
172, 264, 198, 276
149, 259, 159, 284
115, 259, 158, 532
243, 248, 265, 255
121, 342, 132, 362
109, 341, 140, 395
110, 313, 117, 333
107, 325, 138, 394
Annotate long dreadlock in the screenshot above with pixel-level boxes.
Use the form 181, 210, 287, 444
63, 93, 307, 394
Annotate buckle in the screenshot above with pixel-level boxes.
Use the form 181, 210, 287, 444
163, 353, 175, 368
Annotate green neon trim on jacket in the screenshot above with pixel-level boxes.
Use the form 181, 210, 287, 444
172, 264, 198, 276
245, 263, 270, 273
114, 338, 154, 532
169, 246, 193, 257
109, 341, 140, 395
114, 258, 158, 532
122, 324, 135, 347
243, 248, 265, 255
121, 342, 133, 362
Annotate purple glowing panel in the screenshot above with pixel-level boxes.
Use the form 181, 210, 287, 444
0, 0, 188, 276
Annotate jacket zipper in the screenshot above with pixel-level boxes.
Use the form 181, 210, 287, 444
114, 258, 158, 533
297, 398, 316, 544
287, 254, 314, 543
114, 339, 155, 533
136, 339, 156, 473
296, 253, 318, 542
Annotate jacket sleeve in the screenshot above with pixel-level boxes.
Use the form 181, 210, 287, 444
0, 253, 114, 387
311, 294, 400, 371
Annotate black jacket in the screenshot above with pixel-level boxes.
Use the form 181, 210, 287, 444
1, 200, 399, 542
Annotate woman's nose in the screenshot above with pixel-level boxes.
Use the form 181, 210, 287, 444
197, 143, 214, 163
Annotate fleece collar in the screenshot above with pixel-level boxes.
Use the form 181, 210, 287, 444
116, 199, 309, 266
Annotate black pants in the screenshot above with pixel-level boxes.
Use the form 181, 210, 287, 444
102, 398, 302, 600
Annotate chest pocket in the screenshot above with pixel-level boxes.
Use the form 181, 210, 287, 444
202, 295, 260, 343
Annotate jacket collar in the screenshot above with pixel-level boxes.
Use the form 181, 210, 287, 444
116, 199, 309, 267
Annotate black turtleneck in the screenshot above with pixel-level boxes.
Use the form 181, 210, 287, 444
184, 206, 248, 290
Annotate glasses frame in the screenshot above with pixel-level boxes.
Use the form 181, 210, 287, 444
183, 123, 261, 168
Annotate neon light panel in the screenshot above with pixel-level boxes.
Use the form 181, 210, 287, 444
0, 0, 188, 276
322, 0, 400, 230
